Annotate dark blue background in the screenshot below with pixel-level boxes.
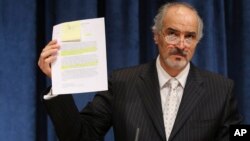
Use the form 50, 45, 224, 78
1, 0, 250, 140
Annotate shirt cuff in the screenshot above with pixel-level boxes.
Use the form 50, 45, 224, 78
43, 89, 58, 100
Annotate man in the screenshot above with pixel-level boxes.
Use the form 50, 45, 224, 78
38, 2, 242, 141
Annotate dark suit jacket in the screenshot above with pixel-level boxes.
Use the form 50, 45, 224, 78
44, 61, 242, 141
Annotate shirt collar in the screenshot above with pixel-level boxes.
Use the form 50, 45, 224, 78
156, 55, 190, 88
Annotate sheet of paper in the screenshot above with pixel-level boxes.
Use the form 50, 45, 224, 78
51, 18, 107, 95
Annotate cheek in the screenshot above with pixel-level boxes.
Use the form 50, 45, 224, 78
186, 48, 196, 58
157, 40, 172, 53
158, 45, 171, 56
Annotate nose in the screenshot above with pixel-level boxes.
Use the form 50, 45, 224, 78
176, 37, 185, 49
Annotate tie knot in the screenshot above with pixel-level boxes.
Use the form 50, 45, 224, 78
169, 78, 179, 89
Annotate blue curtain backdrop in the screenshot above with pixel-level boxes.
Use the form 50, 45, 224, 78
1, 0, 250, 140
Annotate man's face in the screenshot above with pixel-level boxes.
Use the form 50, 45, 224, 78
155, 6, 199, 71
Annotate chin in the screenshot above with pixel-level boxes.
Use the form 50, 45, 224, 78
165, 58, 188, 70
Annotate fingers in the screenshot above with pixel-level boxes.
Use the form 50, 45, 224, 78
42, 40, 59, 52
38, 40, 60, 78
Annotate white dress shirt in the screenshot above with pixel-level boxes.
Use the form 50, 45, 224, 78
155, 55, 190, 139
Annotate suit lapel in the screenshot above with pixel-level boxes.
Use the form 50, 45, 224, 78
169, 64, 205, 141
137, 62, 166, 141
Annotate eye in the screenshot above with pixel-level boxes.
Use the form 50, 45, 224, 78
186, 34, 194, 38
185, 34, 195, 41
166, 30, 177, 36
166, 31, 179, 40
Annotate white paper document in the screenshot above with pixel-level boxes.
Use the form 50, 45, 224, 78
51, 18, 107, 95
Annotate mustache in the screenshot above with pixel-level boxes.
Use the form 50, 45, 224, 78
169, 47, 188, 57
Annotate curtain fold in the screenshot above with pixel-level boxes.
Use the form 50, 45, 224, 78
0, 0, 37, 140
1, 0, 250, 141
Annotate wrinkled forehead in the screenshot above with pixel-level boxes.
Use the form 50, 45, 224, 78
162, 6, 199, 33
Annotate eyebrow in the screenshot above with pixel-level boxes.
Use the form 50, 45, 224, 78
166, 27, 197, 35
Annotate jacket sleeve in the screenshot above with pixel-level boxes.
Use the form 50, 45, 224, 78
42, 85, 113, 141
215, 81, 243, 141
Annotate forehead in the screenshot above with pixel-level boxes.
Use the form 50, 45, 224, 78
162, 6, 199, 33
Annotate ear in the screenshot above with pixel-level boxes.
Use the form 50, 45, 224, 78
153, 34, 159, 44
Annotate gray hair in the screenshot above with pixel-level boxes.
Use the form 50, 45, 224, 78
152, 2, 204, 40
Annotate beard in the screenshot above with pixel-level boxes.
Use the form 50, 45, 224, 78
164, 47, 189, 70
165, 57, 188, 70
